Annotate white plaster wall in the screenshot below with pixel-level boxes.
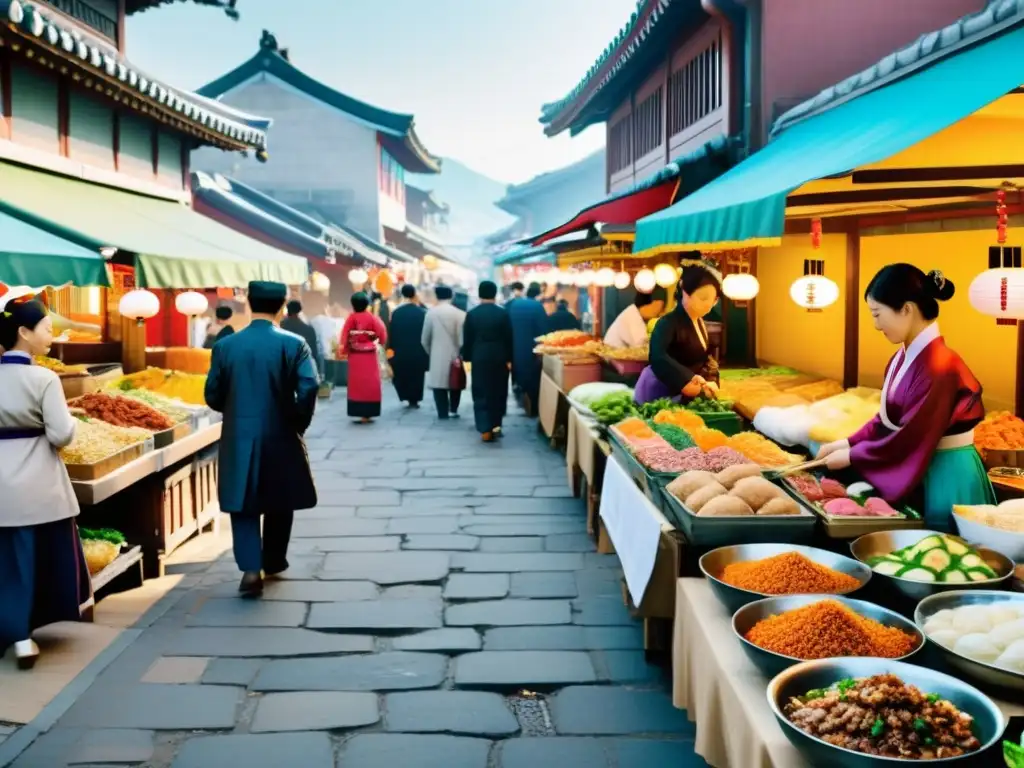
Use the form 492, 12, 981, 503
191, 74, 382, 239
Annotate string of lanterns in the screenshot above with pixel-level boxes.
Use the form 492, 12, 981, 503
969, 188, 1024, 322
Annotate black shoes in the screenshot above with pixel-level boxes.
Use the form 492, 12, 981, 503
239, 571, 264, 598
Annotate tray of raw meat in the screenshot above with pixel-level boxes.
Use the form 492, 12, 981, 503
780, 471, 924, 539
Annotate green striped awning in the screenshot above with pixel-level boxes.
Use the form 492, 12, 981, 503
0, 209, 107, 287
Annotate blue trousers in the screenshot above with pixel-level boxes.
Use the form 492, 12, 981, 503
230, 512, 294, 574
0, 518, 92, 648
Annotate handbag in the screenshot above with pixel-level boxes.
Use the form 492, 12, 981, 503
443, 321, 466, 391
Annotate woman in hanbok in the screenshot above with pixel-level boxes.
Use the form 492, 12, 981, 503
0, 292, 91, 669
339, 292, 388, 423
817, 264, 995, 532
634, 262, 722, 405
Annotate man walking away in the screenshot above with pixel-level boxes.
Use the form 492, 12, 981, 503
204, 282, 320, 598
281, 300, 324, 375
421, 284, 466, 419
462, 280, 512, 442
507, 282, 548, 416
202, 305, 235, 348
387, 285, 429, 408
547, 299, 581, 332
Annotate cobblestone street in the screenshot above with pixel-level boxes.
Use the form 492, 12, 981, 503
5, 391, 705, 767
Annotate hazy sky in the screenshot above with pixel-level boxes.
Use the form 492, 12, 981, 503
126, 0, 636, 184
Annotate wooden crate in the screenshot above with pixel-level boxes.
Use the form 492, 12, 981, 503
162, 462, 197, 558
65, 442, 147, 481
193, 446, 221, 532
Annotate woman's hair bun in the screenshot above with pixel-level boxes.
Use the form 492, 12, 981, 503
927, 270, 955, 301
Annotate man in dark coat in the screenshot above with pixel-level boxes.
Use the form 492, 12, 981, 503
281, 300, 324, 374
204, 281, 320, 597
386, 284, 429, 408
202, 305, 235, 348
507, 282, 548, 415
547, 299, 581, 332
462, 281, 513, 442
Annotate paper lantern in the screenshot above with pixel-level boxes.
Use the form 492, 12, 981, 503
594, 268, 616, 287
969, 268, 1024, 321
653, 263, 678, 288
348, 268, 368, 285
309, 271, 331, 292
174, 291, 208, 317
613, 271, 631, 290
575, 270, 596, 287
373, 270, 394, 298
423, 254, 439, 270
722, 273, 760, 301
789, 275, 839, 311
634, 269, 656, 294
119, 289, 160, 325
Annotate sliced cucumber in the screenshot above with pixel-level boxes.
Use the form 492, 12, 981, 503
939, 569, 967, 584
967, 568, 995, 582
872, 561, 904, 577
898, 566, 938, 583
920, 549, 952, 572
958, 553, 984, 569
944, 537, 969, 557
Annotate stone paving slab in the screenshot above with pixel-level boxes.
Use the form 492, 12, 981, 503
445, 599, 571, 627
509, 571, 578, 599
453, 651, 597, 690
382, 584, 443, 600
443, 574, 510, 600
550, 687, 695, 735
186, 598, 307, 627
201, 657, 266, 686
402, 534, 480, 551
250, 691, 380, 732
291, 518, 389, 538
460, 522, 584, 537
384, 691, 519, 736
164, 628, 374, 657
387, 517, 462, 535
453, 553, 584, 572
392, 628, 481, 653
171, 733, 334, 768
311, 475, 365, 491
60, 684, 242, 730
571, 597, 635, 626
498, 737, 609, 767
340, 734, 492, 768
253, 652, 448, 692
66, 729, 155, 765
307, 598, 443, 632
593, 650, 665, 684
482, 626, 645, 651
319, 552, 451, 584
478, 537, 544, 552
545, 533, 597, 552
302, 535, 402, 552
240, 579, 379, 602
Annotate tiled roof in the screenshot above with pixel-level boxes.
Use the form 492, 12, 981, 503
497, 151, 605, 211
0, 0, 268, 152
198, 32, 441, 174
771, 0, 1024, 137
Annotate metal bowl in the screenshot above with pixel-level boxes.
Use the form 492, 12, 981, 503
733, 594, 924, 678
768, 657, 1006, 766
916, 590, 1024, 693
849, 530, 1014, 604
699, 543, 871, 615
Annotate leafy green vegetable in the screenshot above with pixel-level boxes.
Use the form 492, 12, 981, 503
591, 392, 639, 426
926, 692, 941, 703
648, 422, 696, 450
836, 678, 857, 694
719, 366, 800, 381
870, 718, 885, 738
637, 398, 679, 419
78, 527, 126, 545
685, 395, 734, 414
913, 718, 929, 735
1004, 736, 1024, 768
803, 688, 826, 702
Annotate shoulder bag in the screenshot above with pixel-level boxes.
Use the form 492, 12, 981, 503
443, 318, 466, 391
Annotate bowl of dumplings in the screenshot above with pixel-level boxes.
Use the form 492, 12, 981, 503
952, 500, 1024, 562
915, 591, 1024, 692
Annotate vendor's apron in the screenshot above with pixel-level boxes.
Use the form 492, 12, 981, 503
634, 315, 716, 405
879, 339, 995, 533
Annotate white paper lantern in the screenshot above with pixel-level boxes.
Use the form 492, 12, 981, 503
969, 268, 1024, 321
309, 271, 331, 292
174, 290, 208, 317
654, 263, 678, 287
119, 289, 160, 324
348, 268, 368, 285
634, 269, 656, 294
789, 275, 839, 311
613, 271, 632, 290
594, 268, 616, 288
722, 273, 760, 301
575, 270, 596, 287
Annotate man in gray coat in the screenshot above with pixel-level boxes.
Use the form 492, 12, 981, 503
204, 281, 320, 597
421, 284, 466, 419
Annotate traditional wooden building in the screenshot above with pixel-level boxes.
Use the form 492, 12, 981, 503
193, 30, 441, 260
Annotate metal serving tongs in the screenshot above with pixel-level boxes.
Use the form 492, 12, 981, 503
763, 457, 830, 482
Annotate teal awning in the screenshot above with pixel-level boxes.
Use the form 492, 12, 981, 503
0, 210, 107, 287
634, 23, 1024, 255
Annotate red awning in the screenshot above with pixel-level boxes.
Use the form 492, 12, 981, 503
530, 178, 679, 246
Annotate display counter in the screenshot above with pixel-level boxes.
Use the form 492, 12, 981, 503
538, 371, 569, 444
565, 408, 610, 535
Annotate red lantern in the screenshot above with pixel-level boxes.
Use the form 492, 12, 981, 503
997, 189, 1008, 244
810, 219, 822, 250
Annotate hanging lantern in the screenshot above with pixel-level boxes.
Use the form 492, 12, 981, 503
594, 267, 616, 287
373, 270, 395, 298
422, 254, 439, 270
653, 262, 678, 287
119, 289, 160, 326
309, 271, 331, 293
968, 190, 1024, 324
634, 268, 656, 294
174, 290, 208, 317
790, 259, 838, 312
348, 268, 368, 285
613, 271, 632, 290
722, 273, 760, 301
810, 218, 823, 249
575, 269, 596, 287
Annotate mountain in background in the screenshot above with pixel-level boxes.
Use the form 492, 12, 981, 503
408, 158, 514, 249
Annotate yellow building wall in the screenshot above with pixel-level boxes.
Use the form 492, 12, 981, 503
755, 233, 847, 382
858, 230, 1016, 413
